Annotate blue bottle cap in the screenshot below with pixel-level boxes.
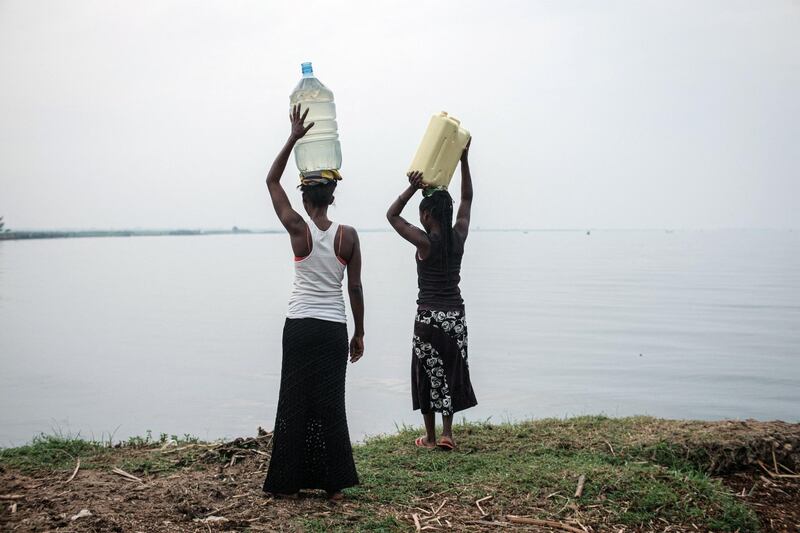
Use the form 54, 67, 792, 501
301, 62, 313, 75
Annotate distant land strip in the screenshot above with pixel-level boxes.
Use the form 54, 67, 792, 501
0, 228, 283, 240
0, 228, 713, 241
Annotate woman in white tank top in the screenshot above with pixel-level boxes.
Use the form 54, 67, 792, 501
262, 105, 364, 501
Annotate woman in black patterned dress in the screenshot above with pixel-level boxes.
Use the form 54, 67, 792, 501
386, 138, 477, 450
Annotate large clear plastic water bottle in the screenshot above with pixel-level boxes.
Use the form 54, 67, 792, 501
290, 62, 342, 174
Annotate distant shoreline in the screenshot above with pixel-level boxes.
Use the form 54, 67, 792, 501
0, 229, 283, 241
0, 227, 790, 241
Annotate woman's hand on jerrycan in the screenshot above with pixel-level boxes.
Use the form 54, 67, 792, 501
407, 171, 424, 190
289, 104, 315, 141
349, 335, 364, 363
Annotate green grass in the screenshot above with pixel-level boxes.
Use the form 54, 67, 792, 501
337, 417, 759, 532
0, 417, 762, 531
0, 434, 110, 472
0, 430, 201, 473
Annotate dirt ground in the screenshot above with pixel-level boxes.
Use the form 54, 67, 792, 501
1, 421, 799, 532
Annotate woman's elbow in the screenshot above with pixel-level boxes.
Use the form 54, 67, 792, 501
348, 283, 364, 296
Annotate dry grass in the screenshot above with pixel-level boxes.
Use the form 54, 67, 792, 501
1, 416, 798, 532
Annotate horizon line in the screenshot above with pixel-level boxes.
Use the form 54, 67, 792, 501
2, 226, 796, 233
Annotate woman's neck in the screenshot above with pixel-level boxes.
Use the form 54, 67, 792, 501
306, 206, 330, 224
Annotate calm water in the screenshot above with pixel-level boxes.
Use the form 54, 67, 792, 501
1, 230, 798, 446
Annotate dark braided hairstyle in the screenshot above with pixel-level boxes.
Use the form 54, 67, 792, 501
419, 190, 455, 277
300, 180, 337, 207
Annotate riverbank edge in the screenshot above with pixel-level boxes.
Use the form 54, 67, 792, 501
1, 416, 798, 532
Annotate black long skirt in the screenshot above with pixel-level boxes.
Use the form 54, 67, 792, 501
263, 318, 358, 494
412, 308, 478, 416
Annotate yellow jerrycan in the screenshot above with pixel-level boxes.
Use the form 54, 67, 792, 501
408, 112, 470, 189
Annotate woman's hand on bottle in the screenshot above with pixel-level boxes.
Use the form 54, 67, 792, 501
407, 171, 424, 190
289, 104, 314, 141
349, 335, 364, 363
461, 137, 472, 162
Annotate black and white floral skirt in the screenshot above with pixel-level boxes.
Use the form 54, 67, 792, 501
412, 308, 478, 416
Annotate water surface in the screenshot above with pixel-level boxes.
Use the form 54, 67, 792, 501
1, 230, 798, 445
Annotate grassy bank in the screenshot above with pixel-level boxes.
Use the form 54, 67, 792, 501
1, 416, 798, 532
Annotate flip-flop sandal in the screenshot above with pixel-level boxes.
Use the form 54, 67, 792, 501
415, 436, 435, 448
436, 436, 456, 450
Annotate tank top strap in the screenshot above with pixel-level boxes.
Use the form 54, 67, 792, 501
328, 221, 340, 243
308, 220, 339, 252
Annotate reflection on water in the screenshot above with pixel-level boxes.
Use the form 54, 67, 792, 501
1, 230, 798, 445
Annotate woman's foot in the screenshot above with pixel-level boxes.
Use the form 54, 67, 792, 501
327, 491, 344, 502
414, 436, 436, 448
436, 435, 456, 450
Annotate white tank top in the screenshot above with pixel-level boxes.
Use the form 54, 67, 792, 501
286, 220, 347, 323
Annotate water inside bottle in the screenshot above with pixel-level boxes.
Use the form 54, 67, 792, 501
290, 62, 342, 173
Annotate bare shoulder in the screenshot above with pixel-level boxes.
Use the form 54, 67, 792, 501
336, 224, 360, 263
340, 224, 360, 242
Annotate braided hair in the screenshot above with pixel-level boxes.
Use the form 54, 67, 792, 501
419, 190, 455, 278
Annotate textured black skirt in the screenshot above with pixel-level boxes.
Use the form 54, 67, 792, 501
412, 308, 478, 416
263, 318, 358, 493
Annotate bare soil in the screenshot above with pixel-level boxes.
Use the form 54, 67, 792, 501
1, 419, 798, 532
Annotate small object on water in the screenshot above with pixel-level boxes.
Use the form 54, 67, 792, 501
71, 509, 92, 521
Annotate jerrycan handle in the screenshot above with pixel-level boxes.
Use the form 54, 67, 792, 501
439, 111, 460, 126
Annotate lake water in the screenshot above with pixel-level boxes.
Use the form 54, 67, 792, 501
1, 230, 798, 446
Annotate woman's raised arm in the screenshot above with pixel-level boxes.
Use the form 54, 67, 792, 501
386, 171, 431, 258
453, 137, 472, 240
266, 105, 315, 236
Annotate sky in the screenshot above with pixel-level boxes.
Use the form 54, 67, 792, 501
0, 0, 798, 230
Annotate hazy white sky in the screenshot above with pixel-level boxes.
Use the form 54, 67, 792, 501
1, 0, 798, 230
